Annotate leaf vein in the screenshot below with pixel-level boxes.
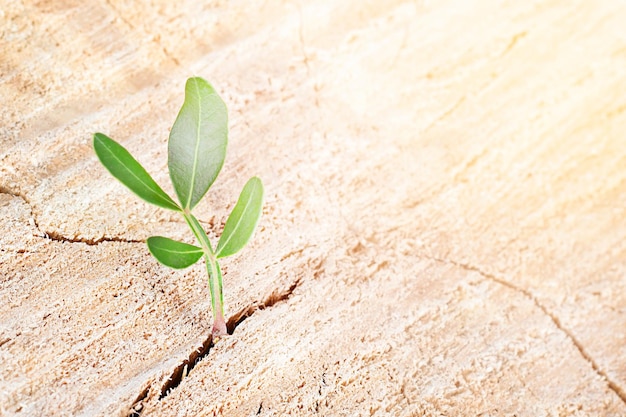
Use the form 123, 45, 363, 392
186, 79, 203, 209
103, 139, 174, 208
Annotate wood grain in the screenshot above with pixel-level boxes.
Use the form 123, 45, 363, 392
1, 1, 625, 415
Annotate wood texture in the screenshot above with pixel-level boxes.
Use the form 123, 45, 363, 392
1, 1, 625, 416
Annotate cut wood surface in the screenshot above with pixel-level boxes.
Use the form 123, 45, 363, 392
1, 1, 626, 416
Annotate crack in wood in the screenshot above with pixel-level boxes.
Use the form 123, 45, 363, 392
44, 230, 143, 246
1, 186, 142, 246
128, 276, 303, 414
0, 337, 11, 348
428, 255, 626, 406
0, 185, 26, 200
226, 277, 302, 332
422, 95, 466, 134
127, 385, 150, 417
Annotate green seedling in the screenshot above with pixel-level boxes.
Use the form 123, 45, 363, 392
93, 77, 264, 338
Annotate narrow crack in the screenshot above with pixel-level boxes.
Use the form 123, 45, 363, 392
127, 385, 151, 417
1, 185, 142, 246
226, 277, 302, 332
501, 31, 528, 57
148, 277, 302, 408
422, 96, 466, 134
44, 230, 143, 246
157, 333, 212, 402
427, 255, 626, 406
0, 185, 25, 200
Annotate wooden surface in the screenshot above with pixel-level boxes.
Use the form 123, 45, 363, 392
1, 1, 626, 416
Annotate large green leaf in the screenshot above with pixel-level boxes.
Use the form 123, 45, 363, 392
93, 133, 181, 211
147, 236, 204, 269
168, 77, 228, 210
216, 177, 264, 258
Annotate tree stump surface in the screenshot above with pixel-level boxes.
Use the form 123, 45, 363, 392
1, 1, 625, 416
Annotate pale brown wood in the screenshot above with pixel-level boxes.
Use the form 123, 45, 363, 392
1, 1, 625, 416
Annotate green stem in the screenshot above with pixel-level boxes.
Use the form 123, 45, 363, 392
183, 210, 227, 337
207, 259, 226, 336
183, 210, 214, 254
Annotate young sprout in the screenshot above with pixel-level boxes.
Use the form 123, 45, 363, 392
93, 77, 264, 338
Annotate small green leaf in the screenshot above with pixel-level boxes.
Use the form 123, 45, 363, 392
147, 236, 203, 269
169, 77, 228, 210
216, 177, 264, 259
94, 133, 181, 211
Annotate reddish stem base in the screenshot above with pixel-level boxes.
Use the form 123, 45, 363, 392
212, 314, 227, 338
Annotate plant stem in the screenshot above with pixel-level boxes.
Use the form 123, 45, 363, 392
183, 210, 227, 337
207, 259, 226, 336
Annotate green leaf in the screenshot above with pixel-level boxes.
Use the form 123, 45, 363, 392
93, 133, 181, 211
216, 177, 264, 259
169, 77, 228, 210
147, 236, 204, 269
